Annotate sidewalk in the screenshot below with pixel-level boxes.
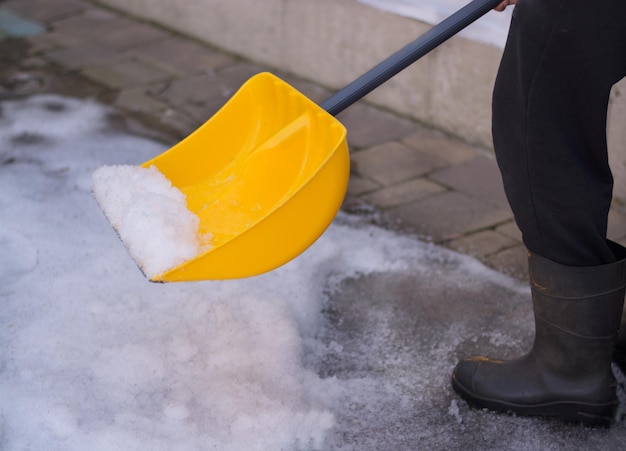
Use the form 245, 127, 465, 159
0, 0, 538, 281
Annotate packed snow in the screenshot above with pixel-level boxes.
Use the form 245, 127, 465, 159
92, 164, 210, 279
2, 94, 626, 450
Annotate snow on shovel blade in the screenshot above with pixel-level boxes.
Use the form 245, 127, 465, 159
93, 73, 349, 282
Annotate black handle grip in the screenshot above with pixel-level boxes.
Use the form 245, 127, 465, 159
320, 0, 504, 116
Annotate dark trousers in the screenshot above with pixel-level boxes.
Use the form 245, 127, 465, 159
493, 0, 626, 267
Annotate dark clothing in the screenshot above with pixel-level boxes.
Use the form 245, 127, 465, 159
492, 0, 626, 267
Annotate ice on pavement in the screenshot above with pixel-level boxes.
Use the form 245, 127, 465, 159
2, 94, 626, 450
92, 164, 210, 279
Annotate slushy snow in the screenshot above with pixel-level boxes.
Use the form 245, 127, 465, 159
0, 95, 338, 450
92, 164, 209, 279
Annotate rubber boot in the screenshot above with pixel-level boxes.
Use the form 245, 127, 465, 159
451, 248, 626, 426
613, 307, 626, 374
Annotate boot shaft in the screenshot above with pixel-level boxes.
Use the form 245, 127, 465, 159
529, 247, 626, 338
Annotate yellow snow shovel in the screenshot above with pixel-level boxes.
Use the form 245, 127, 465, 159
136, 0, 501, 282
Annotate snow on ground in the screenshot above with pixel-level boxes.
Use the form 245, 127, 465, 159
2, 94, 626, 450
0, 94, 341, 450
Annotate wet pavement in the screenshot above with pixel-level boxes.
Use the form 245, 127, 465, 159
2, 0, 626, 449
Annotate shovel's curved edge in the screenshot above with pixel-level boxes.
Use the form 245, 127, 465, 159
144, 72, 349, 282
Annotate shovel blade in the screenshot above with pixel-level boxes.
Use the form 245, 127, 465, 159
142, 72, 349, 282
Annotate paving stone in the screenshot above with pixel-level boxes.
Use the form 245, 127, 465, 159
19, 67, 109, 99
403, 130, 482, 165
94, 19, 173, 51
50, 11, 171, 51
608, 207, 626, 242
25, 33, 63, 53
0, 38, 31, 70
45, 44, 127, 69
346, 175, 380, 196
19, 56, 49, 70
115, 87, 169, 115
156, 71, 224, 107
484, 244, 529, 281
51, 7, 120, 31
82, 60, 172, 89
156, 63, 264, 120
386, 190, 513, 242
147, 107, 201, 140
336, 102, 416, 149
611, 197, 626, 214
495, 220, 522, 242
33, 28, 93, 49
429, 156, 509, 208
130, 37, 236, 76
447, 229, 517, 258
361, 178, 446, 209
2, 0, 91, 23
351, 141, 447, 186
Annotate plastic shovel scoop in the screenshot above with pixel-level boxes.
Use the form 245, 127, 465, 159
139, 75, 349, 281
94, 0, 502, 282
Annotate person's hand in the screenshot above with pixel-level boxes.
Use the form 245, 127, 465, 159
494, 0, 517, 12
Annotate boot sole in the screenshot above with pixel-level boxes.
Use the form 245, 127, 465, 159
451, 375, 617, 427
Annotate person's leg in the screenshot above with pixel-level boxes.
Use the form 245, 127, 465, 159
452, 0, 626, 424
493, 0, 626, 267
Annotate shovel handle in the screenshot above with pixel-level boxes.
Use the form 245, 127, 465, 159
320, 0, 504, 116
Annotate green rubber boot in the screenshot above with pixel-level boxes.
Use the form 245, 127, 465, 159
452, 246, 626, 426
